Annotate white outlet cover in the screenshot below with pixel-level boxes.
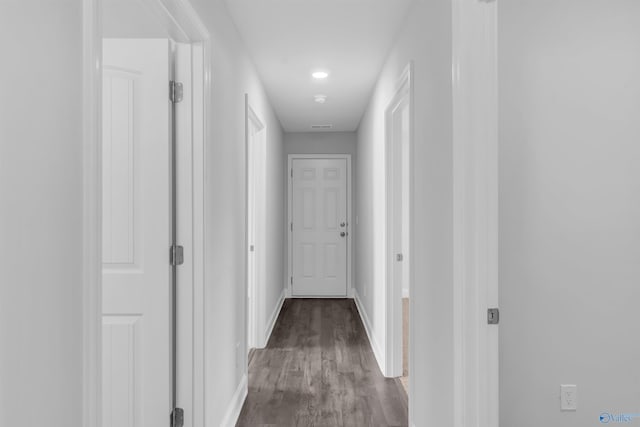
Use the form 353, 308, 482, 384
560, 384, 577, 411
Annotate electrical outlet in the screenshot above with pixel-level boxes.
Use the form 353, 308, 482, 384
560, 385, 577, 411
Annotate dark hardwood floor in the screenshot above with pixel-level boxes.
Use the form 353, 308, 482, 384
236, 298, 408, 427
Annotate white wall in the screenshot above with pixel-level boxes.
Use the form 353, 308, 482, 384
185, 0, 284, 424
0, 1, 83, 426
283, 132, 357, 294
499, 1, 640, 425
355, 0, 454, 425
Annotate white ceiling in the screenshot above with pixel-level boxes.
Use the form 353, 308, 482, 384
224, 0, 414, 132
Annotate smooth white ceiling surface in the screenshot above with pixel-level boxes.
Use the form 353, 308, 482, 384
224, 0, 414, 132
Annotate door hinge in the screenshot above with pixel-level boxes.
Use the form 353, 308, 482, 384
396, 253, 403, 262
290, 222, 293, 232
171, 407, 184, 427
290, 276, 293, 285
170, 81, 183, 103
291, 168, 293, 178
170, 245, 184, 266
488, 308, 500, 325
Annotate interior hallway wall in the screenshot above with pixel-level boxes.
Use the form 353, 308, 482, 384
0, 1, 83, 426
355, 0, 453, 425
187, 0, 285, 423
499, 1, 640, 425
283, 131, 357, 294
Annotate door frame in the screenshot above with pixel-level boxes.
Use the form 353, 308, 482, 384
384, 63, 413, 384
82, 1, 210, 426
245, 97, 267, 349
287, 154, 353, 298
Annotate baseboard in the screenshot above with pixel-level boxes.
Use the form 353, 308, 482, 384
402, 288, 410, 298
219, 374, 247, 427
353, 289, 386, 375
262, 290, 285, 348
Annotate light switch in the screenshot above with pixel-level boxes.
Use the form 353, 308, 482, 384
560, 384, 577, 411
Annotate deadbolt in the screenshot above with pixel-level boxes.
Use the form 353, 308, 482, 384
340, 232, 346, 237
340, 222, 346, 227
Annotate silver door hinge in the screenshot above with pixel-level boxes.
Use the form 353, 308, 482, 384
291, 168, 293, 178
170, 81, 183, 103
290, 222, 293, 232
170, 245, 184, 266
488, 308, 499, 325
171, 408, 184, 427
290, 277, 293, 285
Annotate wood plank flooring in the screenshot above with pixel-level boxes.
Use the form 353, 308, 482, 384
236, 298, 408, 427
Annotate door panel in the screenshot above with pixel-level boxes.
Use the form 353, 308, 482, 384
102, 39, 171, 427
292, 158, 348, 296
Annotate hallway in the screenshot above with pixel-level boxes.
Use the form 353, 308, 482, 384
236, 299, 408, 427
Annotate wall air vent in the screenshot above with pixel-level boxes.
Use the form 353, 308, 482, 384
310, 124, 333, 129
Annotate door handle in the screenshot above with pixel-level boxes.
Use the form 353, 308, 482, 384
340, 222, 346, 228
340, 232, 347, 237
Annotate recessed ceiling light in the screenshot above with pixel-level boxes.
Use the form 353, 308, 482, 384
312, 71, 329, 79
314, 94, 327, 104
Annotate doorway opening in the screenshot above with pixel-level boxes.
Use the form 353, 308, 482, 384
385, 64, 413, 404
92, 0, 209, 426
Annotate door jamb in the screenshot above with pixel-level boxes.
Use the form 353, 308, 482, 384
384, 63, 413, 388
82, 1, 210, 427
287, 154, 353, 298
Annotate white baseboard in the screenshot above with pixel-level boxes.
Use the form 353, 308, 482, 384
219, 374, 247, 427
262, 290, 285, 348
402, 288, 410, 298
353, 289, 386, 375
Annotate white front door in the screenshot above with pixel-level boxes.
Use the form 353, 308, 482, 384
102, 39, 172, 427
291, 158, 348, 296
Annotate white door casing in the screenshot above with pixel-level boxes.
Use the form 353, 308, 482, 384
101, 39, 171, 427
290, 157, 349, 297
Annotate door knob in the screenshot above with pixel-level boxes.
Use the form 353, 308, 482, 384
340, 222, 346, 228
340, 232, 347, 237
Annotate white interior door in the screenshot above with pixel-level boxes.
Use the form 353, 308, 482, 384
246, 104, 266, 348
247, 120, 256, 350
389, 91, 411, 378
291, 158, 348, 297
102, 38, 172, 427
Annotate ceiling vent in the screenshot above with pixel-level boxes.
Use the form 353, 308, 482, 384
310, 124, 332, 129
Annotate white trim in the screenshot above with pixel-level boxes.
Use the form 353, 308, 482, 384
82, 1, 102, 426
353, 289, 386, 374
219, 374, 248, 427
384, 63, 414, 381
83, 2, 210, 427
190, 41, 208, 427
402, 288, 410, 299
452, 0, 499, 426
287, 154, 353, 298
262, 290, 285, 348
